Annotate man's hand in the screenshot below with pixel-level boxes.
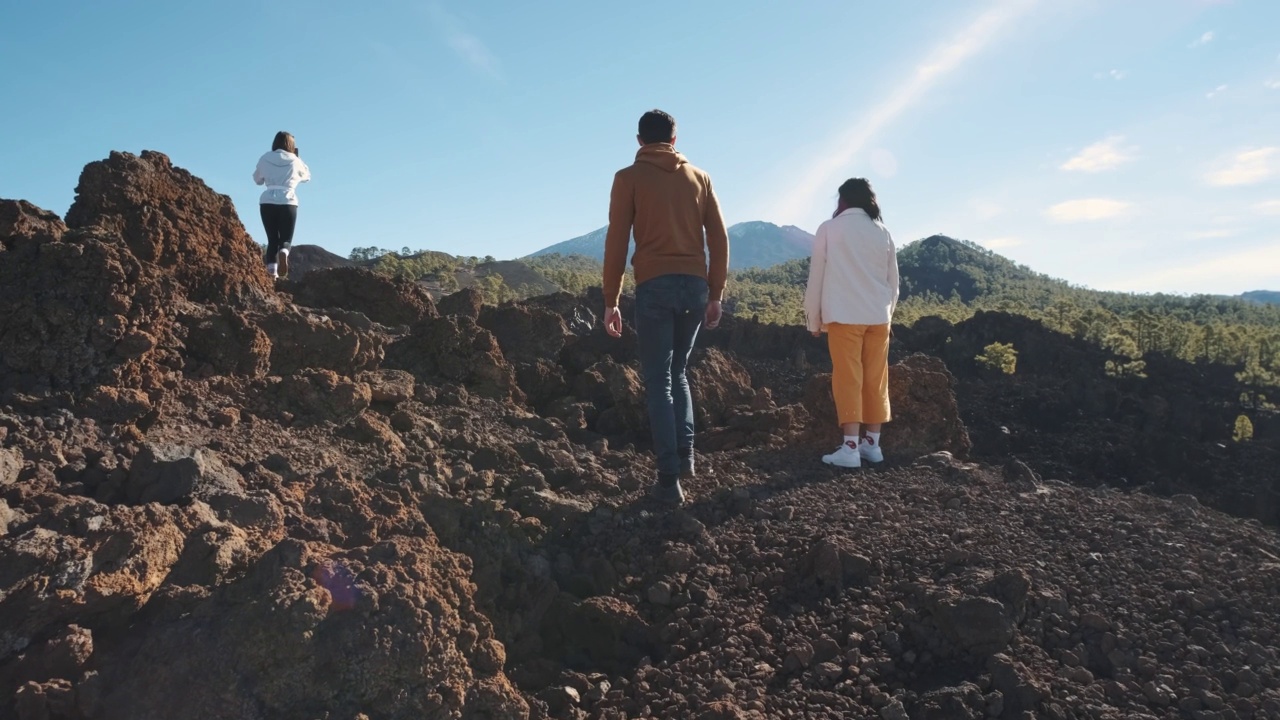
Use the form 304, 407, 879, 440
604, 306, 623, 338
704, 300, 722, 330
811, 330, 821, 337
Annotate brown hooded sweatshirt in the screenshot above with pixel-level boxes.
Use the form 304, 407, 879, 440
602, 143, 729, 307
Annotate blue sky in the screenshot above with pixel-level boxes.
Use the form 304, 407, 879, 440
1, 0, 1277, 294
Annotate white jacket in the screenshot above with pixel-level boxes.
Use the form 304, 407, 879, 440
253, 150, 311, 205
804, 208, 899, 331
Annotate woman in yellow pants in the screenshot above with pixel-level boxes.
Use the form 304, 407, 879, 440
803, 178, 900, 467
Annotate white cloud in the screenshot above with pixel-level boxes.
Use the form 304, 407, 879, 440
974, 201, 1004, 220
1190, 229, 1238, 239
1119, 243, 1280, 294
1094, 69, 1127, 81
1265, 79, 1280, 90
1206, 84, 1228, 99
427, 4, 502, 79
869, 148, 899, 178
1189, 31, 1215, 48
769, 0, 1039, 224
980, 236, 1023, 249
1205, 147, 1279, 186
1045, 198, 1132, 222
1061, 135, 1136, 173
1255, 199, 1280, 216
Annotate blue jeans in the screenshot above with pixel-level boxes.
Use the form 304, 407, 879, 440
634, 274, 708, 481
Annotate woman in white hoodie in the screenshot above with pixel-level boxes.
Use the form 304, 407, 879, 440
253, 131, 311, 278
804, 178, 900, 468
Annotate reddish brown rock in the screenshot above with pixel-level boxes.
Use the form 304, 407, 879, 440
479, 304, 570, 365
273, 369, 372, 425
0, 199, 67, 248
284, 266, 438, 327
180, 307, 272, 378
573, 359, 647, 436
89, 538, 528, 720
688, 348, 756, 427
801, 353, 972, 460
384, 315, 523, 403
255, 307, 383, 377
438, 287, 484, 321
0, 227, 167, 392
65, 150, 271, 304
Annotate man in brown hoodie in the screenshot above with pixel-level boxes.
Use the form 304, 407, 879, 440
602, 109, 730, 505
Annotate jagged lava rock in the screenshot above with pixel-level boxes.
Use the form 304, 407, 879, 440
65, 150, 271, 304
284, 266, 438, 327
802, 353, 972, 459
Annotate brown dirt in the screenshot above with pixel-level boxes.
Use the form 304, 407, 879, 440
2, 153, 1279, 720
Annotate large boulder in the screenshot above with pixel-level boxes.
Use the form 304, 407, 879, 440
479, 304, 570, 365
0, 199, 67, 248
125, 445, 245, 506
0, 504, 188, 666
65, 150, 271, 304
573, 359, 647, 436
688, 348, 756, 427
438, 287, 484, 321
384, 315, 524, 403
255, 307, 384, 377
801, 353, 972, 460
180, 306, 273, 378
88, 538, 528, 720
284, 267, 438, 327
0, 222, 169, 392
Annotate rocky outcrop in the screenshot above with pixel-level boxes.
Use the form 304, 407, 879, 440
65, 150, 271, 304
0, 220, 167, 392
3, 150, 1278, 720
0, 199, 68, 248
385, 315, 524, 403
802, 353, 972, 460
284, 266, 438, 327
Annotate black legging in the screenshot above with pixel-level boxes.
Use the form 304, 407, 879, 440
260, 204, 298, 263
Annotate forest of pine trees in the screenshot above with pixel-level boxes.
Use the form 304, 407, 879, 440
350, 239, 1280, 408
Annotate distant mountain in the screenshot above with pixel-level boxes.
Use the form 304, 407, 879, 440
1241, 290, 1280, 306
526, 221, 814, 270
529, 226, 610, 262
896, 234, 1072, 305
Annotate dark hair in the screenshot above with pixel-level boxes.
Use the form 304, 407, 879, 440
837, 178, 882, 222
638, 110, 676, 145
271, 131, 297, 154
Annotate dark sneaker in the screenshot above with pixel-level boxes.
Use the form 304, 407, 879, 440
652, 477, 686, 506
276, 249, 290, 278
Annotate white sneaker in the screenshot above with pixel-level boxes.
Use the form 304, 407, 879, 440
276, 248, 290, 278
267, 262, 279, 279
859, 438, 884, 464
822, 442, 861, 468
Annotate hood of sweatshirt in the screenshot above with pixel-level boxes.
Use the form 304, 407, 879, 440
261, 149, 297, 166
634, 143, 687, 172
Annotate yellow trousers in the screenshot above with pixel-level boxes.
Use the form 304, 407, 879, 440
827, 323, 891, 426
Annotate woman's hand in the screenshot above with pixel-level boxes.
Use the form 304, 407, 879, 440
811, 330, 821, 338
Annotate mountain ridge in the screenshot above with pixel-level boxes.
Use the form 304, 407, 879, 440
527, 221, 814, 270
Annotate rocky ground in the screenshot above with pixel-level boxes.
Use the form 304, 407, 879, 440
1, 152, 1278, 719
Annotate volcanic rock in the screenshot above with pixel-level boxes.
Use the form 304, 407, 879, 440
65, 150, 271, 303
284, 266, 438, 327
385, 315, 524, 403
0, 199, 67, 247
802, 353, 972, 459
